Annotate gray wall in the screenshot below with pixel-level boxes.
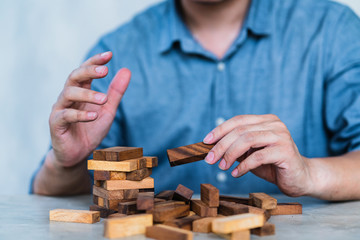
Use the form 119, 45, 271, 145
1, 0, 359, 194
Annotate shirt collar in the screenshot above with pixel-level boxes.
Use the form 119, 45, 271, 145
158, 0, 273, 54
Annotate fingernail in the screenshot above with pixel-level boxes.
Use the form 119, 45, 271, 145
87, 112, 97, 119
232, 168, 239, 177
95, 93, 106, 102
205, 151, 214, 164
101, 51, 111, 57
219, 159, 227, 170
95, 66, 106, 74
203, 132, 213, 143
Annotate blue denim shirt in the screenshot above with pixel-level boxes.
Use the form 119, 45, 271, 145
32, 0, 360, 194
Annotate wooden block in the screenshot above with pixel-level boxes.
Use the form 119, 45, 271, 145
220, 195, 251, 205
173, 184, 194, 202
89, 205, 116, 218
93, 195, 104, 207
94, 195, 123, 211
137, 192, 155, 211
145, 156, 158, 168
251, 222, 275, 236
201, 184, 219, 207
192, 217, 220, 233
146, 224, 193, 240
188, 211, 196, 217
155, 198, 167, 203
217, 230, 250, 240
93, 146, 143, 161
126, 168, 152, 181
49, 209, 100, 224
163, 215, 201, 230
88, 159, 138, 172
218, 201, 249, 216
124, 189, 140, 199
104, 213, 152, 239
94, 171, 126, 181
249, 193, 277, 210
155, 200, 186, 208
167, 142, 214, 166
191, 200, 217, 217
153, 203, 190, 223
107, 213, 126, 219
156, 190, 175, 200
93, 185, 124, 200
101, 177, 154, 190
268, 203, 302, 215
212, 213, 265, 234
118, 200, 144, 215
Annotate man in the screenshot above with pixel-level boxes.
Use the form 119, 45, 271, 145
33, 0, 360, 200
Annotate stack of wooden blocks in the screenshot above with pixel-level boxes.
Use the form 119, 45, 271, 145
87, 147, 158, 219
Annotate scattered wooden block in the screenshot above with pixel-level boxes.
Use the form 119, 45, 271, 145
156, 190, 175, 200
173, 184, 194, 202
107, 213, 126, 219
126, 168, 152, 181
155, 200, 186, 208
118, 201, 143, 215
212, 213, 265, 234
88, 159, 138, 172
93, 146, 143, 161
49, 209, 100, 224
146, 224, 193, 240
216, 230, 250, 240
163, 215, 201, 230
89, 205, 116, 218
190, 200, 217, 217
193, 217, 221, 233
167, 142, 214, 166
249, 193, 277, 210
104, 214, 152, 239
101, 177, 154, 190
137, 192, 155, 211
153, 203, 190, 222
268, 203, 302, 215
145, 156, 158, 168
219, 195, 251, 205
218, 201, 249, 216
201, 184, 219, 207
251, 222, 275, 236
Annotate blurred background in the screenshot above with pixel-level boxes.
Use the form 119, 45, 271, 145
0, 0, 359, 194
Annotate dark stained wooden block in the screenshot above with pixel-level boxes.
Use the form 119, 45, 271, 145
93, 146, 143, 161
93, 185, 124, 200
94, 170, 126, 180
126, 168, 152, 181
201, 184, 219, 207
173, 184, 194, 203
249, 193, 277, 210
146, 225, 193, 240
156, 190, 175, 200
268, 203, 302, 215
167, 142, 215, 166
137, 192, 155, 211
89, 205, 116, 218
153, 203, 190, 223
118, 200, 144, 215
218, 201, 249, 216
145, 156, 158, 168
163, 215, 201, 230
251, 222, 275, 236
190, 200, 217, 217
219, 195, 251, 205
155, 200, 186, 208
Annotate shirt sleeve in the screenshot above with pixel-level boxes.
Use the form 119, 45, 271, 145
325, 6, 360, 155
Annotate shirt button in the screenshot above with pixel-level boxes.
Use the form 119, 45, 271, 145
216, 117, 226, 126
217, 62, 225, 71
217, 172, 227, 183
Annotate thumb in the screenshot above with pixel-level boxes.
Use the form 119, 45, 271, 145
104, 68, 131, 114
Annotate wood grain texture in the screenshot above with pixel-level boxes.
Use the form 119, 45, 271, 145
219, 195, 251, 205
193, 217, 222, 233
251, 222, 276, 236
173, 184, 194, 202
49, 209, 100, 224
145, 156, 158, 168
268, 203, 302, 215
218, 201, 249, 216
156, 190, 175, 200
94, 171, 126, 181
93, 147, 143, 161
89, 205, 116, 218
126, 168, 152, 181
93, 185, 124, 200
190, 200, 217, 217
167, 142, 215, 166
137, 192, 155, 211
163, 215, 201, 230
104, 214, 153, 239
153, 203, 190, 223
93, 195, 122, 211
107, 213, 126, 219
155, 200, 186, 208
216, 230, 250, 240
249, 193, 277, 210
201, 184, 219, 207
146, 224, 193, 240
102, 177, 154, 190
87, 159, 138, 172
212, 213, 265, 234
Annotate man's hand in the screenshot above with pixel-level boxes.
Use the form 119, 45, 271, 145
203, 114, 313, 197
49, 51, 131, 167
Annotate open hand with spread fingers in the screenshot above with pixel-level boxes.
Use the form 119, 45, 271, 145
203, 114, 313, 197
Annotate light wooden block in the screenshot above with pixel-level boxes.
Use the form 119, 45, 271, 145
249, 193, 277, 210
146, 224, 193, 240
268, 203, 302, 215
49, 209, 100, 224
102, 177, 154, 190
216, 230, 250, 240
193, 217, 219, 233
145, 156, 158, 168
212, 213, 265, 234
104, 214, 153, 239
88, 159, 138, 172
